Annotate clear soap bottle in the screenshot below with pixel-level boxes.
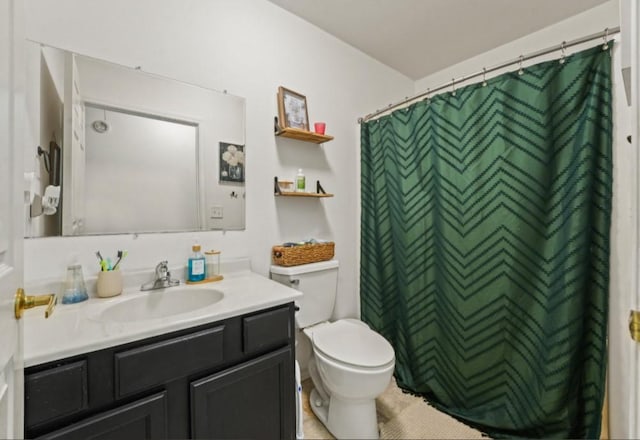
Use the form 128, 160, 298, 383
188, 244, 206, 282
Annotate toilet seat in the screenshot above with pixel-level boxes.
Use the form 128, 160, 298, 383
310, 320, 394, 368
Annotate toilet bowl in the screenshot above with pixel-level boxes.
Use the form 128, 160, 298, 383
304, 319, 395, 439
270, 261, 396, 439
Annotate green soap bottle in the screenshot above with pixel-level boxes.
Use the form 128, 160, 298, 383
295, 169, 305, 192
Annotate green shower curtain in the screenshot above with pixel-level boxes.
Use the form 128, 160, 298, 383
360, 44, 612, 439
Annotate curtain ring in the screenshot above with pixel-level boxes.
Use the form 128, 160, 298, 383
518, 55, 524, 75
422, 87, 431, 103
559, 41, 566, 64
602, 27, 609, 50
482, 68, 487, 87
451, 78, 456, 96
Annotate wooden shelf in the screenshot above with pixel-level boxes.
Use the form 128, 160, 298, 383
275, 191, 334, 198
274, 176, 333, 198
275, 127, 334, 144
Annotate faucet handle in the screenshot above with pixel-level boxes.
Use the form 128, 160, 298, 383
156, 260, 169, 278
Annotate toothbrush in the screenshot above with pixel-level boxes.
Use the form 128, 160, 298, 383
112, 250, 128, 270
96, 251, 107, 271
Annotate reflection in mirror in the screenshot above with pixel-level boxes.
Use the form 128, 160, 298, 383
24, 41, 246, 237
84, 105, 199, 234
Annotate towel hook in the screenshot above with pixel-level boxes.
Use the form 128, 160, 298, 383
602, 27, 609, 50
482, 68, 487, 87
451, 78, 456, 96
559, 41, 566, 64
518, 55, 525, 75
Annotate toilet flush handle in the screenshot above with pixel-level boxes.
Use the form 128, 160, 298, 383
290, 279, 300, 286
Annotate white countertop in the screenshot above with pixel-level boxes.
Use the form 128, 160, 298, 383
23, 269, 302, 367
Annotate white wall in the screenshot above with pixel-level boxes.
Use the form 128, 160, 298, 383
411, 2, 630, 438
23, 0, 414, 324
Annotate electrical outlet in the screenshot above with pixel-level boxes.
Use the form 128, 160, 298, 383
210, 206, 223, 219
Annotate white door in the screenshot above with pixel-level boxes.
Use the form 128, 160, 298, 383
62, 52, 85, 235
617, 0, 640, 437
0, 0, 24, 437
633, 0, 640, 436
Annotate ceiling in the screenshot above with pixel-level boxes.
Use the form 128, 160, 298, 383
267, 0, 610, 80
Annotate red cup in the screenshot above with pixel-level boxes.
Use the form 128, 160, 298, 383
314, 122, 326, 135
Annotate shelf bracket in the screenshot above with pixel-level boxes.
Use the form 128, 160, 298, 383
316, 180, 327, 194
274, 176, 282, 195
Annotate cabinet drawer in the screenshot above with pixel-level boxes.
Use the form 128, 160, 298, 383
37, 392, 167, 440
243, 306, 291, 355
25, 360, 88, 428
115, 325, 224, 398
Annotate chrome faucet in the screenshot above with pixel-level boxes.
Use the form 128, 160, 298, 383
141, 260, 180, 291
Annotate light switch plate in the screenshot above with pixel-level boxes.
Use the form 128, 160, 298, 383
210, 206, 223, 219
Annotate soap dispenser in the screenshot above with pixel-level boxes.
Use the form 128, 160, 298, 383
295, 169, 306, 192
188, 244, 206, 282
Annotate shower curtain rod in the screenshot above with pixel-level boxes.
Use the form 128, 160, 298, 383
358, 26, 620, 123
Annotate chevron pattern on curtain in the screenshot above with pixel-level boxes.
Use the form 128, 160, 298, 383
360, 44, 612, 439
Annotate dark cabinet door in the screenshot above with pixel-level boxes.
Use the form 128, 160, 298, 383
37, 392, 167, 440
190, 346, 295, 440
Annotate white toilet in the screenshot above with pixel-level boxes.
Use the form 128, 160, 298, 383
271, 260, 395, 439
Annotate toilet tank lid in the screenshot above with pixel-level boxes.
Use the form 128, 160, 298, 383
270, 259, 339, 276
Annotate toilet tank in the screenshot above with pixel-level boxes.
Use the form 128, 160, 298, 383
270, 260, 339, 328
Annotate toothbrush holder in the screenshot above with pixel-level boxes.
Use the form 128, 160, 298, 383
97, 270, 123, 298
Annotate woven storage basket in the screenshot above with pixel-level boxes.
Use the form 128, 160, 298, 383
272, 242, 335, 267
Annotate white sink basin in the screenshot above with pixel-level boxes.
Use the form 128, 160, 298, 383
99, 288, 224, 322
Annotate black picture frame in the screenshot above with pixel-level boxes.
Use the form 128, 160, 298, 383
219, 142, 245, 183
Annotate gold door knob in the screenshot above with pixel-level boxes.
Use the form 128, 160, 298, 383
14, 288, 57, 319
630, 310, 640, 342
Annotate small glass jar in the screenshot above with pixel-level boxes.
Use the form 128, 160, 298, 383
205, 250, 221, 280
61, 264, 89, 304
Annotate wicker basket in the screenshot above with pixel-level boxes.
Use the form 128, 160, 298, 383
272, 242, 335, 267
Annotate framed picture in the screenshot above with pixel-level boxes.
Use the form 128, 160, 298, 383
277, 86, 309, 130
219, 142, 245, 183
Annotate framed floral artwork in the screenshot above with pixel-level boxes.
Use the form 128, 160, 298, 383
277, 86, 309, 130
219, 142, 245, 183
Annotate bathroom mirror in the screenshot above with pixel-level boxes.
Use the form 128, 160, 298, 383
24, 41, 246, 237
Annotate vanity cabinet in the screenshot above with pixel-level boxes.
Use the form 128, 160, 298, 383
24, 303, 295, 440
